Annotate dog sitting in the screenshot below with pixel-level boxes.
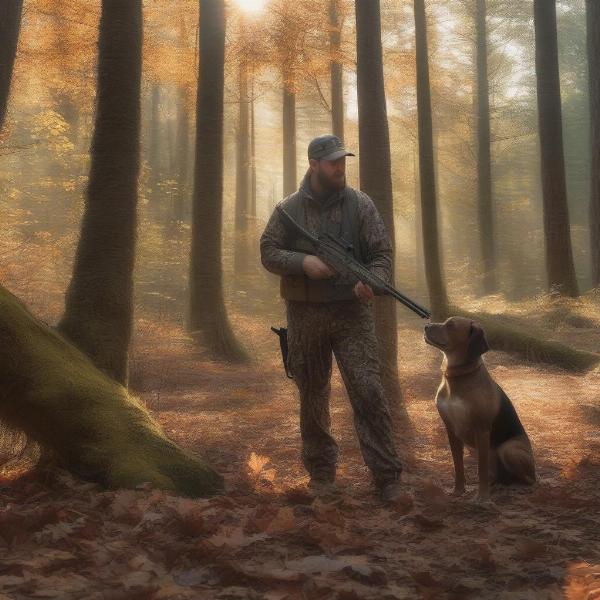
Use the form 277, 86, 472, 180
423, 316, 536, 501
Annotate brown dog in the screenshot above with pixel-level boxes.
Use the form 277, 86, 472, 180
423, 316, 536, 501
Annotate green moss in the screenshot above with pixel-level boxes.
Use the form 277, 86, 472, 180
446, 304, 600, 372
0, 285, 224, 497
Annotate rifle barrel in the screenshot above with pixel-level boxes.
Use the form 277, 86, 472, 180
384, 286, 431, 318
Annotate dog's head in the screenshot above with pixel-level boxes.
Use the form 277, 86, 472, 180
423, 316, 489, 362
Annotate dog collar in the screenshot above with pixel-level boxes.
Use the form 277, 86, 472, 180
444, 359, 483, 378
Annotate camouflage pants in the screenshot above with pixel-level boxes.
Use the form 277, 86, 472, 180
286, 299, 402, 487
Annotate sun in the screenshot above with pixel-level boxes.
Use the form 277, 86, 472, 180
233, 0, 267, 14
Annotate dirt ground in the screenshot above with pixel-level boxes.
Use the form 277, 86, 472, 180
1, 292, 600, 599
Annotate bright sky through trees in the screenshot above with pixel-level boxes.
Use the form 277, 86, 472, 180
232, 0, 268, 14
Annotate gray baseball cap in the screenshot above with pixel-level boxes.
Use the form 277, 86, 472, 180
308, 134, 355, 161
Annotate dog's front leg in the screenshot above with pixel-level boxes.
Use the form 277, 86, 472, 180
476, 429, 491, 501
445, 424, 465, 494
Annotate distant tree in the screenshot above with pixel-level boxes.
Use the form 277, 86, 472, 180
0, 0, 23, 130
267, 1, 314, 196
282, 72, 297, 195
250, 69, 257, 218
533, 0, 579, 296
59, 0, 143, 385
148, 83, 161, 201
475, 0, 497, 294
235, 24, 251, 237
256, 0, 339, 196
355, 0, 402, 404
588, 0, 600, 288
413, 0, 449, 317
329, 0, 344, 140
174, 16, 191, 222
189, 0, 248, 362
234, 46, 251, 273
43, 3, 81, 160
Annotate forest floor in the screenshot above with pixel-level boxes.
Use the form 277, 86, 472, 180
1, 288, 600, 599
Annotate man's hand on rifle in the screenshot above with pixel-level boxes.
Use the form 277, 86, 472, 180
353, 281, 375, 303
303, 255, 336, 280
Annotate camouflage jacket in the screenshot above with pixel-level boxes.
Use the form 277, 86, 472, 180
259, 171, 393, 302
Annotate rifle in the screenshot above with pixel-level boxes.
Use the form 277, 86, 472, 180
276, 205, 431, 319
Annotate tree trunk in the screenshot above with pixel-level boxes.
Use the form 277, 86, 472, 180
189, 0, 249, 362
329, 0, 344, 141
282, 75, 297, 196
149, 82, 161, 201
0, 286, 223, 497
413, 146, 425, 295
250, 69, 257, 220
413, 0, 449, 319
533, 0, 579, 297
475, 0, 497, 295
235, 58, 250, 235
0, 0, 23, 130
587, 0, 600, 289
234, 57, 252, 274
174, 83, 190, 222
166, 91, 177, 177
174, 16, 190, 222
59, 0, 143, 386
51, 6, 81, 152
355, 0, 402, 406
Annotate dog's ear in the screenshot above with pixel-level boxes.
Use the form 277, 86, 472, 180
467, 322, 489, 361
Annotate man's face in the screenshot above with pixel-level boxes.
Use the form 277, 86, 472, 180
310, 156, 346, 192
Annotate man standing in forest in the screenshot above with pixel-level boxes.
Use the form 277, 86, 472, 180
259, 134, 403, 503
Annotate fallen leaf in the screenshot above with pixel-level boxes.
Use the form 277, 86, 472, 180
265, 506, 297, 534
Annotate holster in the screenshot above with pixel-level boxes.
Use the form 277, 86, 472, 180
270, 326, 294, 379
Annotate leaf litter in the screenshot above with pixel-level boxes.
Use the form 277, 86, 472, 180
1, 313, 599, 599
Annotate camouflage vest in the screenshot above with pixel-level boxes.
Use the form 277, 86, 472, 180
279, 185, 365, 303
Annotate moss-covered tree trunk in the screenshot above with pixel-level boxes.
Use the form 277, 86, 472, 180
0, 286, 223, 496
442, 302, 599, 373
59, 0, 143, 385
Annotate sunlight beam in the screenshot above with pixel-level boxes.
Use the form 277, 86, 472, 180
232, 0, 267, 14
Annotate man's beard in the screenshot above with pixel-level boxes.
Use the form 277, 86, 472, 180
317, 169, 345, 193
